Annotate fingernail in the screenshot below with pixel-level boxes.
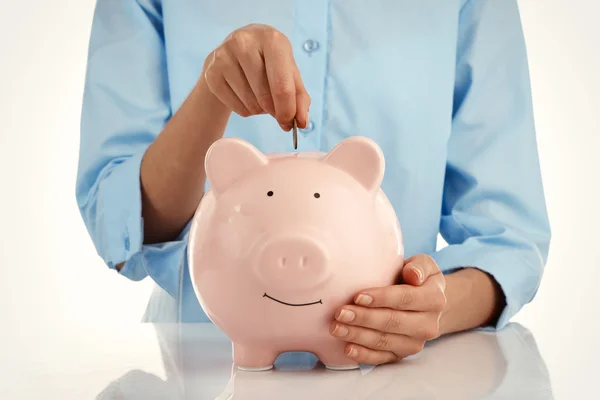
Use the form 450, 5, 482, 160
408, 264, 424, 282
346, 347, 358, 358
355, 294, 373, 306
336, 309, 355, 323
332, 323, 348, 337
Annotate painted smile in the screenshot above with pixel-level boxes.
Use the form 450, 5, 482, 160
263, 293, 323, 307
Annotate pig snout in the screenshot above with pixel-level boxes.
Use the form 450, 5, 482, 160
254, 234, 332, 291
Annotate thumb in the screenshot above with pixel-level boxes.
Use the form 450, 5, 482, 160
401, 254, 438, 286
402, 262, 425, 286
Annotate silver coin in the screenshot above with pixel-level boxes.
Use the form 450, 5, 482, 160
293, 118, 298, 150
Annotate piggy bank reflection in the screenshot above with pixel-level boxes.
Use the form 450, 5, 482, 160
188, 136, 404, 371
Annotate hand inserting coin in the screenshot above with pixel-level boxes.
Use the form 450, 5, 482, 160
292, 118, 298, 150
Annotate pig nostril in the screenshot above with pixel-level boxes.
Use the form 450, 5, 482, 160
279, 257, 286, 267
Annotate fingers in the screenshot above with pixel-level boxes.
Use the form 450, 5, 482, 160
205, 70, 251, 117
236, 40, 275, 116
330, 255, 447, 366
263, 30, 298, 130
293, 64, 310, 129
205, 25, 310, 128
402, 254, 442, 287
354, 279, 447, 312
343, 343, 397, 366
334, 306, 441, 340
330, 322, 424, 360
223, 60, 265, 116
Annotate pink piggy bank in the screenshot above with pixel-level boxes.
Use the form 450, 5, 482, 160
188, 136, 404, 371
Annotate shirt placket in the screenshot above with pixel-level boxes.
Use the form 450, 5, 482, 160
292, 0, 330, 152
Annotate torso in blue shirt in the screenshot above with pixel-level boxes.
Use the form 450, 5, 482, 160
78, 0, 550, 326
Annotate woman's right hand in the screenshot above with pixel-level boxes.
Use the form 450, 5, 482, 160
203, 24, 311, 131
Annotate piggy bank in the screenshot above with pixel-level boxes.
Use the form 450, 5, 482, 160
188, 136, 404, 371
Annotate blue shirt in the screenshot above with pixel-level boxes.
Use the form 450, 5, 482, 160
76, 0, 551, 327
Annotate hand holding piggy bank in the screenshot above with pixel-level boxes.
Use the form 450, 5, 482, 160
188, 136, 404, 371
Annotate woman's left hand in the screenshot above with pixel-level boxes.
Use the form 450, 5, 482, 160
330, 254, 447, 366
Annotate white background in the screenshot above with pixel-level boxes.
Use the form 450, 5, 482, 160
0, 1, 598, 399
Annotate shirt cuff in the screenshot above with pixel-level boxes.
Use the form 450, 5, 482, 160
430, 240, 543, 330
95, 150, 185, 298
96, 151, 146, 280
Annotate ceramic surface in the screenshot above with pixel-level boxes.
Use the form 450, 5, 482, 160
188, 136, 404, 370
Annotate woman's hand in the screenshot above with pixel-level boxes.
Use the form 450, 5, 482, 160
203, 24, 310, 131
330, 254, 447, 365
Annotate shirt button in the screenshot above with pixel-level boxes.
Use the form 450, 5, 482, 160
301, 120, 315, 134
303, 39, 320, 54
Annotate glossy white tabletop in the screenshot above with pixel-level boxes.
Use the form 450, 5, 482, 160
1, 321, 561, 399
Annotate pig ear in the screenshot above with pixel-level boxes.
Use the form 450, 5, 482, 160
322, 136, 385, 193
205, 137, 268, 196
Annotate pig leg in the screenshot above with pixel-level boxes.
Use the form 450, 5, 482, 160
314, 340, 360, 371
233, 342, 278, 371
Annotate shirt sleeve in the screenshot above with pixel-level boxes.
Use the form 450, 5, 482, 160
75, 0, 184, 298
430, 0, 552, 329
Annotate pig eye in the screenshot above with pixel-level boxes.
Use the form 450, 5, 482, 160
267, 191, 274, 197
314, 193, 321, 199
